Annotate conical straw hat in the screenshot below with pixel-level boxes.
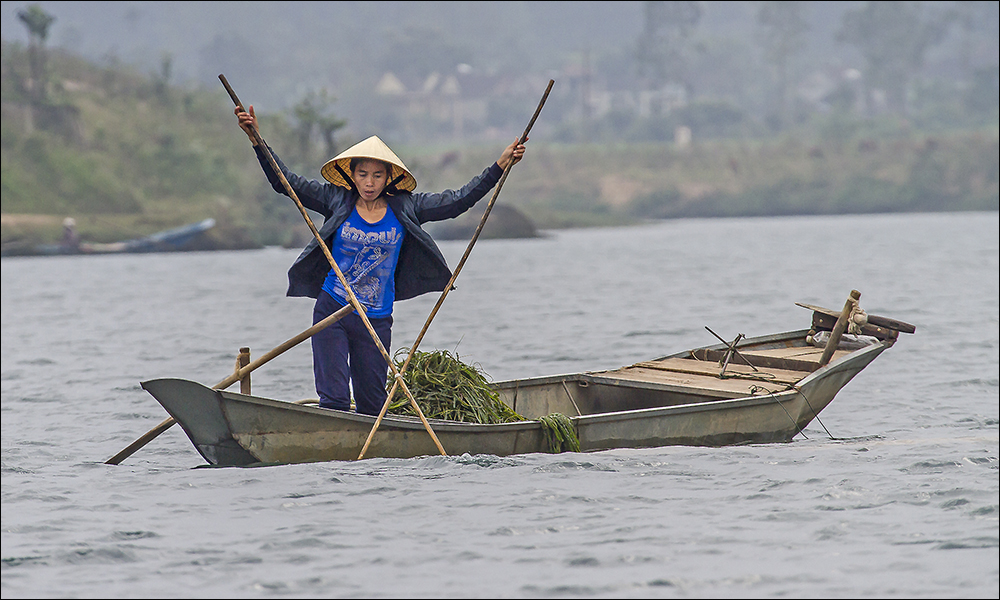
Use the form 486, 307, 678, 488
320, 135, 416, 192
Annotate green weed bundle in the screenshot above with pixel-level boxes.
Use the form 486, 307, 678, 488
386, 349, 581, 453
387, 349, 526, 424
538, 413, 581, 453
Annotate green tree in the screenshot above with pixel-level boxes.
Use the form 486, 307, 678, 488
152, 52, 173, 103
16, 3, 56, 103
756, 1, 809, 129
290, 89, 347, 162
837, 1, 952, 115
636, 0, 702, 96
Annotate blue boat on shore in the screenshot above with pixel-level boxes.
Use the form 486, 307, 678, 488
7, 218, 216, 256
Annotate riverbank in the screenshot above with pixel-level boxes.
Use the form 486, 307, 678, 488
4, 126, 997, 252
3, 43, 996, 250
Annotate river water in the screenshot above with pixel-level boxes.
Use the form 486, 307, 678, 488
2, 212, 997, 598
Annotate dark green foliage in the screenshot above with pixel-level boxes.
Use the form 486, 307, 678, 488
633, 171, 998, 220
1, 40, 351, 247
17, 4, 56, 43
385, 349, 583, 454
3, 133, 141, 214
538, 413, 580, 453
386, 349, 581, 453
387, 349, 526, 424
2, 35, 996, 245
627, 132, 999, 219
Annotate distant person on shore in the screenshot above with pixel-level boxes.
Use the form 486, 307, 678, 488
235, 105, 526, 415
61, 217, 80, 251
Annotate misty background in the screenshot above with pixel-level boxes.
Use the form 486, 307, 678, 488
3, 1, 997, 145
2, 1, 998, 252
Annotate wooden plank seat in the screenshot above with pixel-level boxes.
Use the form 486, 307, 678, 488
690, 345, 849, 373
591, 353, 821, 398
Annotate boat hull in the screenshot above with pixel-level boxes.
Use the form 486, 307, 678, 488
142, 378, 550, 465
140, 334, 887, 466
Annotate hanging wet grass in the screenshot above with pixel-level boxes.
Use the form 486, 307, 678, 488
538, 413, 580, 453
387, 349, 527, 424
385, 349, 581, 452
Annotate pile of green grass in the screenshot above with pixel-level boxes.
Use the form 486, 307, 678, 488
386, 349, 582, 454
387, 349, 526, 424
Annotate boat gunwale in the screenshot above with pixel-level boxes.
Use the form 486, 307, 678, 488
209, 334, 888, 431
214, 389, 545, 433
138, 325, 894, 466
572, 341, 888, 426
796, 340, 888, 387
490, 328, 828, 394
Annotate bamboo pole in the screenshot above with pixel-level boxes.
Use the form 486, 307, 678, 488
357, 80, 554, 459
104, 304, 355, 465
818, 290, 861, 367
219, 74, 446, 456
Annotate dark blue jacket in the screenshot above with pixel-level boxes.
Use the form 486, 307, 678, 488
254, 146, 503, 301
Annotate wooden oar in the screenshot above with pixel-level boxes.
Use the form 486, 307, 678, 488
219, 74, 446, 456
105, 303, 355, 465
358, 79, 555, 460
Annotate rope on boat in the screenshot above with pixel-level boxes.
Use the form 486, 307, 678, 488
751, 385, 809, 440
847, 300, 869, 335
719, 370, 779, 383
750, 383, 838, 441
792, 385, 837, 440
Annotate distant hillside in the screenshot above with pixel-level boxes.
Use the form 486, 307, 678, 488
1, 40, 283, 249
1, 41, 552, 251
456, 132, 998, 227
2, 42, 997, 254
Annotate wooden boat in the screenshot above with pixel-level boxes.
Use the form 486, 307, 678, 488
12, 218, 216, 256
140, 300, 914, 466
81, 218, 216, 254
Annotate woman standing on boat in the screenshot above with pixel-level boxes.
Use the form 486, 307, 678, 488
236, 105, 526, 415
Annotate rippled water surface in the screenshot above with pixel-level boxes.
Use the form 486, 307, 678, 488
2, 212, 997, 598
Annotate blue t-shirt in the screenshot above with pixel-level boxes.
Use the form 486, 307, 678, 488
321, 206, 405, 318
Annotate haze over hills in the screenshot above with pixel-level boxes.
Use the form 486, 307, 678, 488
2, 1, 997, 252
4, 1, 996, 145
0, 1, 647, 113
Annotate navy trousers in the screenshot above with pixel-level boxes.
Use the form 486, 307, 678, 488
312, 291, 392, 416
